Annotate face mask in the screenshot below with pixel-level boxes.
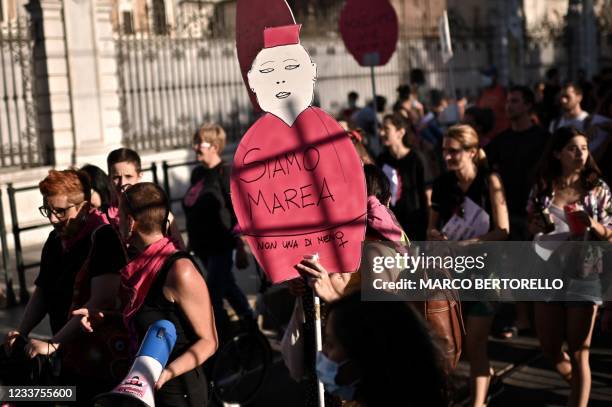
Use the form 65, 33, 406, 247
316, 352, 359, 401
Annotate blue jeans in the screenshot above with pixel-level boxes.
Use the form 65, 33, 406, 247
202, 249, 253, 325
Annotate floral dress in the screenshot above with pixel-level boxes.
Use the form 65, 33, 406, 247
527, 179, 612, 232
527, 178, 612, 303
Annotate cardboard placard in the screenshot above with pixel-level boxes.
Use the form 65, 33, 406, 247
232, 24, 367, 284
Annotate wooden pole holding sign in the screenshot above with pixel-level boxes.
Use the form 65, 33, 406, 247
370, 66, 379, 136
313, 291, 325, 407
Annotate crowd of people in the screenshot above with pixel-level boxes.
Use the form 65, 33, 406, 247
308, 66, 612, 406
1, 65, 612, 407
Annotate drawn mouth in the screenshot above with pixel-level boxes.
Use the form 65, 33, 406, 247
276, 92, 291, 99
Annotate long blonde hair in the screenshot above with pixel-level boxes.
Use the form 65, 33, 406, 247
444, 124, 488, 168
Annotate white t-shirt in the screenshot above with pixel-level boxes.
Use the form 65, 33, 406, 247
549, 111, 589, 133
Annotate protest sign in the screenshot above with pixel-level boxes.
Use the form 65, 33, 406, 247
232, 24, 367, 284
339, 0, 399, 67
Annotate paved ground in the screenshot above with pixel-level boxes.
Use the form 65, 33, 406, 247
1, 241, 612, 406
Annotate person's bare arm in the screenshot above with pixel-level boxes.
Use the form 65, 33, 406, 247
26, 274, 120, 357
589, 218, 612, 241
4, 287, 47, 352
570, 210, 612, 241
17, 287, 47, 336
52, 274, 119, 343
427, 208, 447, 240
156, 259, 218, 389
329, 272, 353, 297
296, 260, 343, 303
425, 186, 433, 208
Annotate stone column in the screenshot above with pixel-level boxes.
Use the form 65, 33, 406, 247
28, 0, 123, 169
62, 0, 122, 167
28, 0, 74, 166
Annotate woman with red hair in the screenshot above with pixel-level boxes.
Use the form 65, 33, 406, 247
3, 169, 129, 403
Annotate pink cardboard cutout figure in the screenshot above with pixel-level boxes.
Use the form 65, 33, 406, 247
231, 24, 367, 284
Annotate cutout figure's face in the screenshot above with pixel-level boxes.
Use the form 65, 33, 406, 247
248, 44, 317, 125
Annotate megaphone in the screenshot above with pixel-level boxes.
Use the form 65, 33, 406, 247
93, 320, 177, 407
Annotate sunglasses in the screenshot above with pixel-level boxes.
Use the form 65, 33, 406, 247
194, 141, 212, 150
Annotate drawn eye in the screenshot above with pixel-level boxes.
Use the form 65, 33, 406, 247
285, 64, 300, 70
259, 68, 274, 74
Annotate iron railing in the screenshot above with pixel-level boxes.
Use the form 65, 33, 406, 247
112, 1, 581, 154
7, 182, 43, 304
116, 32, 256, 152
0, 187, 17, 307
0, 15, 41, 169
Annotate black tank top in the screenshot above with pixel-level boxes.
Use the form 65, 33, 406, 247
431, 168, 493, 230
132, 252, 207, 395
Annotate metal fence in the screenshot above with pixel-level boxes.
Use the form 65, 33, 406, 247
114, 30, 493, 153
0, 16, 40, 169
115, 33, 256, 152
0, 188, 16, 307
